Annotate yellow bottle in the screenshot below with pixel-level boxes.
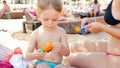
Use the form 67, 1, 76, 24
75, 26, 81, 32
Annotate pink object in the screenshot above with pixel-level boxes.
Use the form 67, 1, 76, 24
0, 60, 13, 68
4, 47, 23, 62
4, 54, 13, 62
13, 47, 23, 55
30, 11, 36, 16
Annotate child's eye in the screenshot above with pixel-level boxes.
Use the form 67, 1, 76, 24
44, 19, 48, 21
44, 18, 48, 21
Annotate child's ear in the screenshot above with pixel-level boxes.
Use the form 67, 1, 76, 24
36, 11, 41, 19
60, 11, 64, 17
37, 13, 41, 20
37, 16, 41, 21
38, 15, 41, 19
59, 12, 64, 18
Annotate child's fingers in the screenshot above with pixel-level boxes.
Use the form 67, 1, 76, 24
52, 42, 61, 52
34, 52, 46, 60
53, 42, 60, 47
33, 51, 45, 56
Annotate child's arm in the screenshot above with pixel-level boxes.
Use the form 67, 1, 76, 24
25, 30, 37, 60
51, 29, 70, 56
60, 29, 70, 56
25, 30, 45, 60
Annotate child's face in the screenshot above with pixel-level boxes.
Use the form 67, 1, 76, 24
39, 8, 61, 31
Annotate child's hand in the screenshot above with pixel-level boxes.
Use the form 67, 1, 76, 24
52, 42, 61, 53
32, 50, 46, 60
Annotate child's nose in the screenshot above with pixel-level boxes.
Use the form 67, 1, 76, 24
48, 20, 53, 25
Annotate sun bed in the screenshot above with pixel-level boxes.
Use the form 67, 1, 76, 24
10, 11, 24, 19
0, 11, 24, 19
58, 18, 81, 34
22, 11, 41, 33
0, 12, 11, 19
72, 11, 105, 19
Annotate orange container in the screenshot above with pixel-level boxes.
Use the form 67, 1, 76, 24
40, 41, 53, 52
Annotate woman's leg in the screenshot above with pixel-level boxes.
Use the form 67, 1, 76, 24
90, 10, 93, 17
70, 40, 107, 53
64, 52, 112, 68
108, 55, 120, 68
65, 40, 110, 68
93, 10, 97, 17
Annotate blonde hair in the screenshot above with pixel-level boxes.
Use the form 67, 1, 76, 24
37, 0, 62, 14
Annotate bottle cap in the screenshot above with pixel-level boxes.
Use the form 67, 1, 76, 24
39, 48, 44, 53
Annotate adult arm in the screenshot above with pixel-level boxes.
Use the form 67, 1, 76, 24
0, 6, 6, 17
87, 22, 120, 39
102, 24, 120, 39
81, 16, 107, 26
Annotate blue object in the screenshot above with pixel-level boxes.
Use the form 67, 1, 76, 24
35, 60, 61, 68
81, 23, 88, 33
94, 17, 96, 22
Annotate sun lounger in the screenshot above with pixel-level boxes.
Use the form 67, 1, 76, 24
10, 11, 24, 19
73, 11, 105, 19
0, 11, 11, 19
58, 19, 81, 34
0, 11, 25, 19
22, 11, 41, 33
58, 20, 71, 34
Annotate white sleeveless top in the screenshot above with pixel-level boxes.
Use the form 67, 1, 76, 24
91, 3, 99, 12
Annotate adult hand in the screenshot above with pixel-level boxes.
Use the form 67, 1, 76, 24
81, 18, 93, 27
86, 22, 104, 33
